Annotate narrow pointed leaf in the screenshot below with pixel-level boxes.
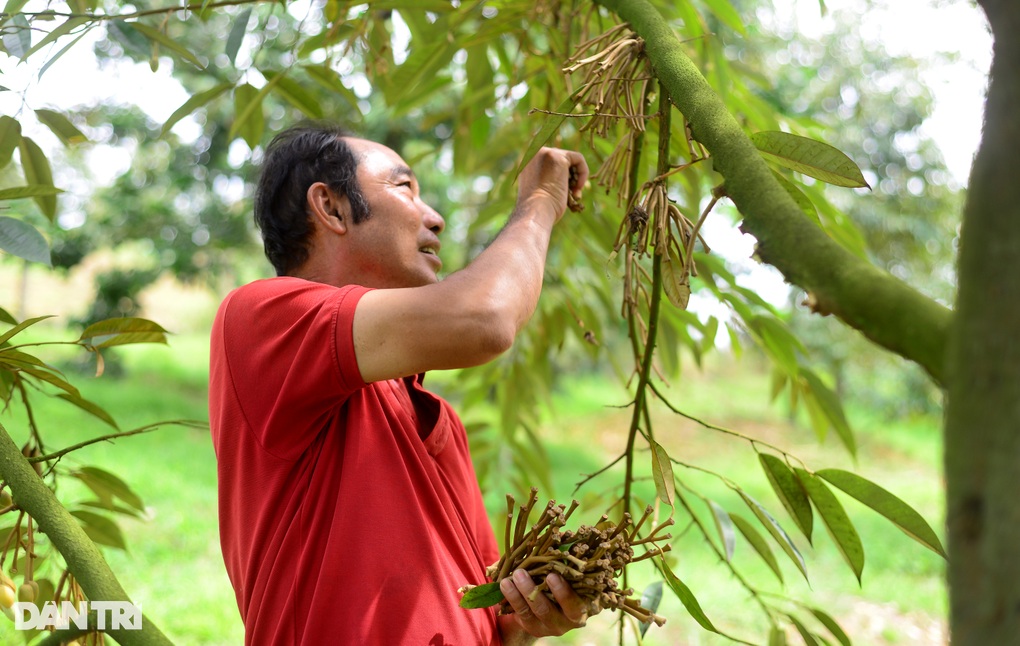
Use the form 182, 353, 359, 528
772, 170, 819, 222
264, 70, 324, 119
458, 582, 504, 608
661, 247, 691, 309
751, 131, 869, 188
225, 8, 252, 66
738, 491, 808, 582
161, 82, 232, 137
788, 614, 821, 646
655, 559, 718, 633
38, 30, 89, 80
759, 453, 813, 543
730, 512, 783, 584
639, 581, 663, 637
0, 185, 63, 201
650, 440, 675, 505
708, 501, 736, 560
75, 467, 142, 511
79, 317, 169, 349
769, 625, 788, 645
0, 315, 53, 345
34, 109, 88, 146
70, 510, 127, 550
0, 216, 50, 265
24, 16, 89, 60
18, 137, 57, 220
126, 21, 204, 68
817, 468, 945, 558
57, 392, 118, 429
2, 13, 31, 58
0, 115, 20, 168
795, 469, 864, 583
700, 0, 747, 34
807, 607, 852, 646
801, 369, 856, 457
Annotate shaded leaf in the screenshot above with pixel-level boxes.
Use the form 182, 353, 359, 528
759, 453, 813, 543
661, 247, 691, 309
264, 70, 324, 119
515, 93, 581, 179
650, 440, 675, 506
34, 109, 88, 146
772, 169, 819, 222
161, 82, 232, 137
751, 131, 869, 188
225, 7, 252, 66
70, 509, 127, 550
738, 491, 808, 581
788, 614, 821, 646
125, 21, 204, 68
769, 625, 788, 645
2, 14, 31, 58
0, 216, 50, 265
18, 137, 57, 220
0, 115, 20, 168
458, 582, 504, 609
817, 468, 945, 558
56, 392, 118, 429
74, 466, 144, 512
701, 0, 747, 34
639, 581, 663, 637
708, 501, 736, 560
730, 512, 784, 584
796, 469, 864, 583
231, 82, 269, 148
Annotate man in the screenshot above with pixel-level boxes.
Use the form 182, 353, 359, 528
209, 123, 590, 645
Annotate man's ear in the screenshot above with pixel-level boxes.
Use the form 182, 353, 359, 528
307, 182, 350, 234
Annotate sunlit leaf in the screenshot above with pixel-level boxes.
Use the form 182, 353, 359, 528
788, 613, 821, 646
751, 131, 869, 188
161, 82, 232, 137
264, 70, 324, 120
79, 317, 169, 349
225, 8, 252, 66
0, 315, 53, 346
759, 453, 813, 543
230, 81, 273, 148
34, 109, 88, 145
772, 169, 819, 222
708, 500, 736, 560
38, 30, 89, 80
0, 185, 63, 201
650, 440, 675, 506
817, 468, 945, 558
458, 582, 504, 609
2, 14, 31, 58
0, 216, 50, 265
23, 16, 89, 60
738, 491, 808, 581
0, 115, 20, 168
730, 512, 784, 584
769, 625, 788, 645
796, 468, 864, 583
70, 509, 127, 550
700, 0, 747, 34
18, 137, 58, 220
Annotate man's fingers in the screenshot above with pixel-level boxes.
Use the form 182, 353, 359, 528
546, 572, 589, 625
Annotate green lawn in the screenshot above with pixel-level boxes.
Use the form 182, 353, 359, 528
0, 330, 946, 645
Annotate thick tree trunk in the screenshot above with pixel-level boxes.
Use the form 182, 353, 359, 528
945, 3, 1020, 644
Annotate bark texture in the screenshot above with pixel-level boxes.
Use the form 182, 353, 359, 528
945, 3, 1020, 644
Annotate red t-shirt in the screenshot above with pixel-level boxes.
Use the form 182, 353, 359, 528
208, 277, 501, 645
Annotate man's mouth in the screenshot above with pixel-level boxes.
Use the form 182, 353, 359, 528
419, 246, 439, 256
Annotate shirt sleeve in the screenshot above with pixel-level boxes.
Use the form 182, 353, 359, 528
218, 278, 371, 459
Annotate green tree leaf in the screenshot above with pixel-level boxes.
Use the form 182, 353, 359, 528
759, 453, 813, 543
788, 613, 821, 646
655, 558, 719, 633
458, 581, 504, 608
730, 512, 784, 584
18, 136, 58, 220
751, 131, 869, 188
738, 491, 808, 582
78, 317, 169, 349
124, 21, 205, 69
661, 247, 692, 309
515, 93, 581, 179
74, 466, 144, 512
0, 216, 50, 265
70, 509, 127, 550
708, 500, 736, 560
807, 607, 852, 646
700, 0, 747, 35
264, 70, 324, 120
0, 314, 54, 346
23, 16, 90, 60
639, 580, 663, 637
0, 115, 21, 168
161, 82, 233, 137
225, 7, 252, 66
817, 468, 945, 557
0, 185, 63, 201
650, 440, 675, 505
57, 392, 119, 429
801, 368, 856, 457
34, 108, 88, 146
2, 13, 31, 58
231, 82, 269, 148
795, 468, 864, 583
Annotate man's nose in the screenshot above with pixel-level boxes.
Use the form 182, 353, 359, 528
423, 203, 445, 234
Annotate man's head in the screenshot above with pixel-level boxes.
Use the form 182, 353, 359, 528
254, 123, 370, 276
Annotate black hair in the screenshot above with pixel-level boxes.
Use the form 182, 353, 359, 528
253, 123, 371, 276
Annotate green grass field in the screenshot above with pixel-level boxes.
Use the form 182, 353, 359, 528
0, 325, 946, 645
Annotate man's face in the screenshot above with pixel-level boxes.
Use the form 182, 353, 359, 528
341, 138, 445, 288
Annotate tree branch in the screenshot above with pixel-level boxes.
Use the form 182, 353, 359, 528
595, 0, 952, 385
0, 424, 172, 646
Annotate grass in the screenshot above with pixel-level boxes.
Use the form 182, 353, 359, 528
0, 326, 947, 645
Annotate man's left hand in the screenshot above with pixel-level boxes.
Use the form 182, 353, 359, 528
498, 569, 589, 641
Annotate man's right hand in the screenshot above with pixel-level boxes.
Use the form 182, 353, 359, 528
513, 147, 590, 225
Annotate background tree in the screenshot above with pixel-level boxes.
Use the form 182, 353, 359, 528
0, 0, 1010, 644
